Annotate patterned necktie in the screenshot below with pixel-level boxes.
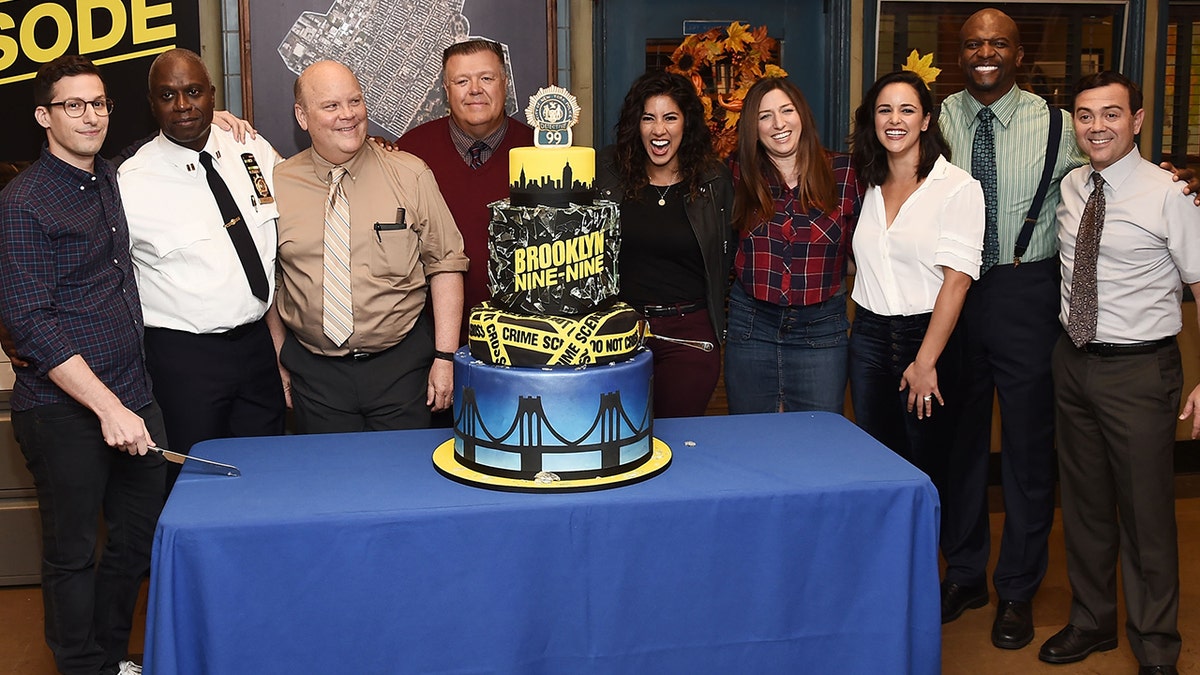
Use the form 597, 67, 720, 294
973, 108, 999, 274
1066, 172, 1106, 348
322, 166, 354, 346
468, 141, 487, 169
198, 152, 270, 302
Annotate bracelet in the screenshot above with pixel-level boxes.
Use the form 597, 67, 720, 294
433, 350, 455, 362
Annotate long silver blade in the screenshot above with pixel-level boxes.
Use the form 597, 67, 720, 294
151, 446, 241, 477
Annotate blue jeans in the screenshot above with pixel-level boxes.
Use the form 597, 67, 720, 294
12, 400, 167, 675
724, 282, 849, 414
848, 307, 959, 486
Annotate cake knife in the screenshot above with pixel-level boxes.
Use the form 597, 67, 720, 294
150, 446, 241, 477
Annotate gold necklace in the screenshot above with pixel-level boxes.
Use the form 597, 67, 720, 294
653, 183, 672, 207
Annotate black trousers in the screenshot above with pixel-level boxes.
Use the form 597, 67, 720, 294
1052, 335, 1181, 666
941, 258, 1060, 601
848, 307, 963, 489
279, 315, 434, 434
144, 319, 286, 491
12, 400, 167, 675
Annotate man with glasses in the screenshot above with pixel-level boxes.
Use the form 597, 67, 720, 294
0, 54, 165, 675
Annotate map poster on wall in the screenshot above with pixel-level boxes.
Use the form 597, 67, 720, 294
249, 0, 552, 158
0, 1, 201, 162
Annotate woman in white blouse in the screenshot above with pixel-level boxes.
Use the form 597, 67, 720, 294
847, 70, 984, 475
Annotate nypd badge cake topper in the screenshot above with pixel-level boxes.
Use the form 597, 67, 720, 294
526, 85, 580, 148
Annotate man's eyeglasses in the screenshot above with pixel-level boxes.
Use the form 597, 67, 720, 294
45, 97, 115, 118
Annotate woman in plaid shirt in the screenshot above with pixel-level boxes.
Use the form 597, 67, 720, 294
725, 77, 864, 414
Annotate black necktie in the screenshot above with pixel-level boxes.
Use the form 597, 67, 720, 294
198, 151, 270, 302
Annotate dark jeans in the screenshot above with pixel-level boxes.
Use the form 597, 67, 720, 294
725, 282, 849, 414
645, 308, 721, 418
12, 400, 167, 675
848, 307, 962, 488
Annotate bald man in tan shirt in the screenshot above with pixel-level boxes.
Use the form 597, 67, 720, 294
269, 60, 467, 433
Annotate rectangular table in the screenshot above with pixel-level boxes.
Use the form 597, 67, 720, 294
144, 412, 941, 674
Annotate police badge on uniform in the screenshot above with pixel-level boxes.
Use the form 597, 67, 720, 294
241, 153, 274, 204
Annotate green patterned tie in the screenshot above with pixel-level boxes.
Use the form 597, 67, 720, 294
973, 108, 999, 273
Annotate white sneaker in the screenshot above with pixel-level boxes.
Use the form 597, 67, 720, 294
117, 661, 142, 675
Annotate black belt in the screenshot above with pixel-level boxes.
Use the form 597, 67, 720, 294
1081, 336, 1174, 356
147, 320, 262, 340
334, 341, 401, 362
638, 300, 706, 318
212, 321, 262, 340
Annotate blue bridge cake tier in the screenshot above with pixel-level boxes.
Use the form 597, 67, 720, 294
451, 347, 654, 480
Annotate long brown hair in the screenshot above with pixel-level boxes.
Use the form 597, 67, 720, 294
732, 77, 835, 232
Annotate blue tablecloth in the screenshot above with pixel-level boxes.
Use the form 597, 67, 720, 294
144, 412, 940, 674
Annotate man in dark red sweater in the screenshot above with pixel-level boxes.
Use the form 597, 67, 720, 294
395, 39, 533, 345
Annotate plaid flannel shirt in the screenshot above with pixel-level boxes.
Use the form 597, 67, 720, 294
734, 153, 863, 306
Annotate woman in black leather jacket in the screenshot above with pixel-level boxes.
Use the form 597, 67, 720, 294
594, 70, 735, 418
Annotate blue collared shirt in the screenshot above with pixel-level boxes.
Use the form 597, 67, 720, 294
0, 145, 152, 411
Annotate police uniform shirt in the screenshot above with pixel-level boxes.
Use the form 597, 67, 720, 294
119, 125, 282, 333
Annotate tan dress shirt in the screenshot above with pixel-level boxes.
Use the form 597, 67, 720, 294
274, 141, 468, 356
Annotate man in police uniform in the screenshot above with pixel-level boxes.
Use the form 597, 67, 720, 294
118, 48, 286, 489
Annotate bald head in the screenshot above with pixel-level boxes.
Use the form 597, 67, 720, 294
147, 48, 215, 151
148, 48, 210, 90
961, 9, 1021, 45
293, 60, 368, 165
959, 9, 1024, 106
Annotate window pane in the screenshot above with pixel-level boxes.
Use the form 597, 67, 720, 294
1164, 4, 1200, 165
877, 2, 1126, 110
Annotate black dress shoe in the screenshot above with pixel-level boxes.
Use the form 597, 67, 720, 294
1139, 666, 1179, 675
991, 599, 1034, 649
941, 580, 988, 623
1038, 624, 1118, 664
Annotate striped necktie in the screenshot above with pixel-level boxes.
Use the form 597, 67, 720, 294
468, 141, 487, 169
322, 166, 353, 346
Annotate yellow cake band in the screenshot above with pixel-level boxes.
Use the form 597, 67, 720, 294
509, 146, 595, 189
468, 301, 645, 366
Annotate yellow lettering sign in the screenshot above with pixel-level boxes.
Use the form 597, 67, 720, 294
20, 4, 71, 63
132, 0, 174, 43
79, 0, 127, 54
0, 1, 179, 85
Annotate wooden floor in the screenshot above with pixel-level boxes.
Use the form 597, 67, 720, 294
2, 486, 1197, 674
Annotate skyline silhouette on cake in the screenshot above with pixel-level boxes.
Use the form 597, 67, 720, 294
510, 161, 594, 208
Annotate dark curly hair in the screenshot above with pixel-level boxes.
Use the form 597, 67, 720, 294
612, 70, 720, 201
850, 70, 949, 187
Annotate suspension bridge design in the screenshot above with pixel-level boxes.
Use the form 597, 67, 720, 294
454, 387, 653, 477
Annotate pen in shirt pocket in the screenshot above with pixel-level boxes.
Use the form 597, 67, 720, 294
374, 207, 407, 242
